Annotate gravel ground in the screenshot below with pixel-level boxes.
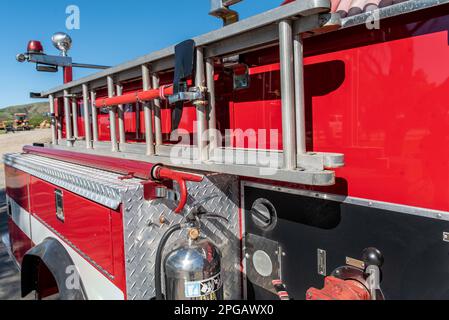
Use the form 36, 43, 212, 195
0, 129, 52, 189
0, 129, 52, 300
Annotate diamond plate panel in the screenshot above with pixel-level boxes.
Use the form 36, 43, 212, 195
3, 153, 141, 209
122, 173, 241, 300
4, 153, 242, 300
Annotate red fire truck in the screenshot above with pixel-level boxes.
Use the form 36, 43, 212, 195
4, 0, 449, 300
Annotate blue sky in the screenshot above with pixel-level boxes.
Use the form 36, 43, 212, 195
0, 0, 282, 108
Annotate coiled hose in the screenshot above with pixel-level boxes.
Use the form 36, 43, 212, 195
155, 223, 183, 300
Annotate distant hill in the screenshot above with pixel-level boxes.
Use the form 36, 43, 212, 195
0, 102, 49, 121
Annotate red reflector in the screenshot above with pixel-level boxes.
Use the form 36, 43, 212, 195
27, 40, 44, 54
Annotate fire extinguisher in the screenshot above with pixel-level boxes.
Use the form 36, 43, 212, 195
154, 210, 228, 300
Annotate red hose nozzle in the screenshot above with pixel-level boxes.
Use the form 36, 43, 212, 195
152, 165, 204, 213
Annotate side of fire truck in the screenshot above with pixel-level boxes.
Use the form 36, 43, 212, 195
4, 0, 449, 300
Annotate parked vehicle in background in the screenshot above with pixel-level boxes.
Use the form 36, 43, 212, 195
13, 113, 32, 131
0, 121, 15, 134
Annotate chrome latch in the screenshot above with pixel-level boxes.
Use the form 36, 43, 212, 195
168, 86, 207, 105
55, 189, 65, 223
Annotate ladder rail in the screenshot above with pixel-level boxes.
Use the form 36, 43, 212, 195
294, 34, 306, 156
142, 64, 155, 156
152, 74, 163, 147
90, 90, 99, 142
116, 84, 126, 145
51, 140, 336, 186
57, 111, 63, 143
107, 76, 119, 152
195, 47, 209, 162
279, 19, 297, 171
82, 84, 92, 149
49, 94, 57, 145
63, 89, 73, 147
72, 97, 79, 139
41, 0, 332, 97
39, 0, 347, 186
206, 58, 218, 154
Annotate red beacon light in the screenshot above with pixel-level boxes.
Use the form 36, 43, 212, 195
27, 40, 44, 54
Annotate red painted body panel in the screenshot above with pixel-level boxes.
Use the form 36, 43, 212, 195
111, 205, 127, 296
96, 104, 198, 143
230, 62, 283, 150
63, 66, 73, 84
5, 163, 127, 295
7, 4, 449, 301
66, 9, 449, 213
54, 98, 61, 117
47, 9, 449, 213
7, 217, 32, 265
95, 73, 198, 143
5, 165, 29, 211
77, 100, 86, 138
28, 176, 126, 290
226, 10, 449, 212
5, 166, 32, 264
98, 112, 113, 141
302, 12, 449, 212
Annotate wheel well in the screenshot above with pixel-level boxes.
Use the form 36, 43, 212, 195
21, 256, 58, 299
21, 238, 86, 300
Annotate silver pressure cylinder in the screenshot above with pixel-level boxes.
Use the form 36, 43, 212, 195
164, 239, 223, 300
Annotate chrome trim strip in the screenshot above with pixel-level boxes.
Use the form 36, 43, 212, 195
242, 181, 449, 221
